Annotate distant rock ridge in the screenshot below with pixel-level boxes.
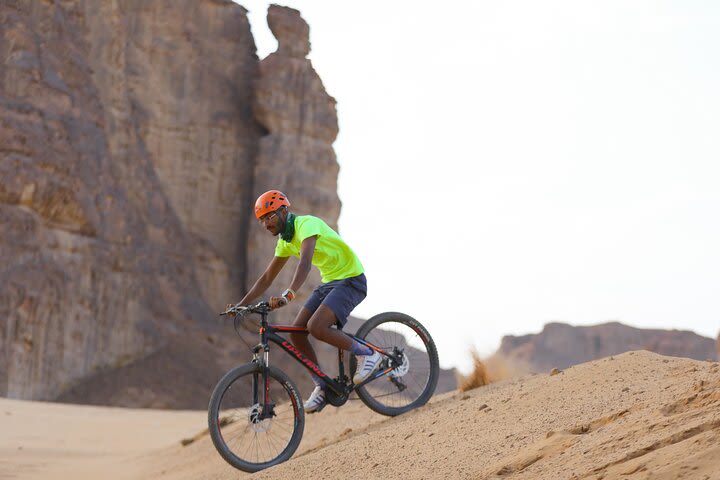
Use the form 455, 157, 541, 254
498, 321, 717, 371
0, 1, 348, 405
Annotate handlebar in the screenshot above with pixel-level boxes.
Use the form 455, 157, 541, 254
219, 301, 270, 317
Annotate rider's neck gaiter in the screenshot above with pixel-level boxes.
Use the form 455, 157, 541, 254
281, 212, 296, 242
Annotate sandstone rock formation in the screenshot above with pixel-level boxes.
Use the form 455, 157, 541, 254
84, 0, 265, 311
0, 0, 259, 403
0, 0, 358, 406
247, 5, 341, 325
498, 321, 718, 372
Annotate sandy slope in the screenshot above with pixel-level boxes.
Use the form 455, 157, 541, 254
2, 351, 720, 480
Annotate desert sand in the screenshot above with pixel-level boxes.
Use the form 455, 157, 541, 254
2, 351, 719, 479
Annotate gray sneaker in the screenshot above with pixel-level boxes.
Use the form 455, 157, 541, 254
353, 351, 382, 384
303, 386, 326, 414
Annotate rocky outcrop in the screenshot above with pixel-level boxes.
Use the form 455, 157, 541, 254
79, 0, 264, 310
0, 0, 220, 401
247, 5, 341, 323
1, 1, 342, 405
498, 322, 718, 372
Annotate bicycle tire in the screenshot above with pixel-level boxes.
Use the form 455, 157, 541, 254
353, 312, 439, 416
208, 362, 304, 472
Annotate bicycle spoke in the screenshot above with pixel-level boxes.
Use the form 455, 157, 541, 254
355, 314, 439, 415
210, 365, 303, 471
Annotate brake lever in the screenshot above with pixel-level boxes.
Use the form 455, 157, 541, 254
219, 303, 247, 317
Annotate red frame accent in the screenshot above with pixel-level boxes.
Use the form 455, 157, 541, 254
280, 340, 327, 378
272, 325, 309, 333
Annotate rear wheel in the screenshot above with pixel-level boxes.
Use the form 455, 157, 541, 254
352, 312, 439, 416
208, 363, 304, 472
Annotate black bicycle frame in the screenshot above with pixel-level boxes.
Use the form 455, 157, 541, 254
253, 310, 402, 397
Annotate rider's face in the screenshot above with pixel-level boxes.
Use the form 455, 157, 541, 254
259, 209, 284, 236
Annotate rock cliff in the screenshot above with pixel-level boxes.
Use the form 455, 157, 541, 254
247, 5, 341, 324
498, 321, 717, 372
0, 1, 354, 405
0, 2, 209, 399
80, 0, 265, 311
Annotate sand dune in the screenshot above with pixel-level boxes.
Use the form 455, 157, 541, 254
2, 351, 719, 479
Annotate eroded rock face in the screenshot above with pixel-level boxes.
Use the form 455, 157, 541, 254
247, 5, 341, 324
0, 0, 210, 401
0, 1, 349, 406
0, 0, 268, 403
81, 0, 264, 311
498, 322, 718, 372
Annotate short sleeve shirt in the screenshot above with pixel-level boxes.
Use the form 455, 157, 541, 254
274, 215, 364, 283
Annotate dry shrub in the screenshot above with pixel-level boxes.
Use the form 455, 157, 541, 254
458, 349, 531, 392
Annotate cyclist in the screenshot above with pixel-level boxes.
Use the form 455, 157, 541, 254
237, 190, 380, 413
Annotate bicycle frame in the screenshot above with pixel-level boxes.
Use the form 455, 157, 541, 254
251, 308, 403, 398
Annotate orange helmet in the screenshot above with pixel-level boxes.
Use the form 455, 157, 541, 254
254, 190, 290, 219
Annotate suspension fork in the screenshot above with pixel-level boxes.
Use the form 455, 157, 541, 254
261, 347, 270, 407
253, 315, 273, 418
250, 357, 273, 419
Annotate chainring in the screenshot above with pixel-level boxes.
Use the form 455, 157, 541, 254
325, 388, 349, 407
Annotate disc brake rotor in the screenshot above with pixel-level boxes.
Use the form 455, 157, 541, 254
248, 404, 272, 433
390, 353, 410, 378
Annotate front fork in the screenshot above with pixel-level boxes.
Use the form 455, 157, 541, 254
252, 344, 274, 419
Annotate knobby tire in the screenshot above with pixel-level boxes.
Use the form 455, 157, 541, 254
208, 363, 305, 472
353, 312, 440, 416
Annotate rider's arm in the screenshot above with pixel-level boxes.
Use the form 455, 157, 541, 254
240, 256, 289, 304
288, 235, 317, 293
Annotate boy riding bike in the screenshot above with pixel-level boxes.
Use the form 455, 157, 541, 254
235, 190, 380, 413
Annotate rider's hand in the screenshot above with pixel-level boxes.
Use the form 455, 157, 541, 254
269, 296, 287, 310
269, 289, 295, 310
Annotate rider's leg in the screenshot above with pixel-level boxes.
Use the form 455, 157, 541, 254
307, 305, 357, 350
307, 275, 373, 354
289, 307, 318, 365
304, 274, 378, 385
290, 307, 327, 413
307, 304, 380, 384
306, 306, 372, 356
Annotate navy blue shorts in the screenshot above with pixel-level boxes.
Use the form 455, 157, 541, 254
304, 273, 367, 328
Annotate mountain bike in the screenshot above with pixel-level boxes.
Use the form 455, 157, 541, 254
208, 301, 440, 472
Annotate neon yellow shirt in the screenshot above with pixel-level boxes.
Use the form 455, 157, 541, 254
274, 215, 364, 283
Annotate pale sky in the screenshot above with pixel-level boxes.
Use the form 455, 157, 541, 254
236, 0, 720, 372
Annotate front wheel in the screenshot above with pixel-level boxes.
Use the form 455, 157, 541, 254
208, 363, 304, 472
352, 312, 440, 416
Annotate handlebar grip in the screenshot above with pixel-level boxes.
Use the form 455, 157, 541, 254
277, 297, 288, 307
219, 301, 269, 315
